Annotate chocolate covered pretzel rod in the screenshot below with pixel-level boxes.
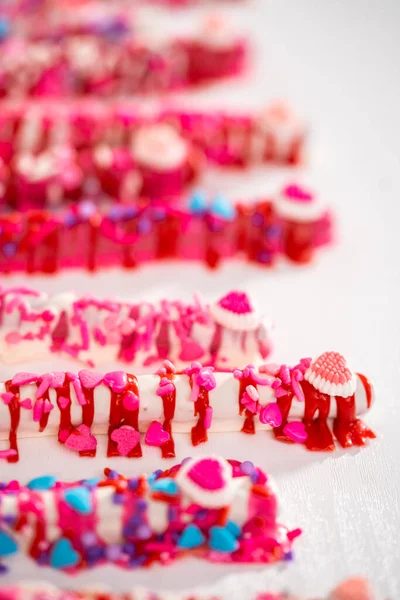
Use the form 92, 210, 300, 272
0, 456, 300, 572
0, 579, 376, 600
0, 353, 375, 462
0, 185, 332, 274
0, 13, 246, 98
0, 101, 306, 209
0, 288, 272, 368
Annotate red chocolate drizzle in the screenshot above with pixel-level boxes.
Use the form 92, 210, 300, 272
357, 372, 373, 408
56, 375, 73, 444
4, 381, 20, 463
238, 376, 257, 435
159, 372, 176, 459
79, 383, 96, 457
190, 376, 210, 446
107, 374, 142, 458
333, 394, 376, 448
301, 380, 334, 451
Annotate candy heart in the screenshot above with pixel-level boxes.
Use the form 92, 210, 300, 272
58, 396, 70, 409
65, 425, 97, 453
210, 195, 236, 220
0, 531, 18, 557
50, 538, 79, 569
178, 524, 205, 549
145, 421, 170, 447
122, 391, 139, 411
150, 477, 178, 495
179, 339, 205, 361
187, 457, 225, 491
1, 392, 13, 405
283, 421, 308, 443
104, 371, 127, 392
64, 487, 93, 514
259, 402, 282, 427
20, 398, 32, 409
78, 370, 104, 389
188, 190, 208, 214
111, 425, 141, 456
27, 475, 56, 490
209, 526, 239, 553
11, 372, 38, 386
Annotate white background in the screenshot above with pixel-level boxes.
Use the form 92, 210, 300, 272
1, 0, 400, 598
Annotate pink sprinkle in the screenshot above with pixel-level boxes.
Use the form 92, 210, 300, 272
274, 386, 288, 398
33, 399, 44, 422
283, 183, 313, 202
190, 378, 200, 403
145, 421, 170, 447
204, 406, 213, 430
241, 391, 258, 414
58, 396, 70, 409
195, 367, 216, 392
35, 373, 52, 399
43, 399, 54, 414
291, 376, 305, 403
111, 425, 141, 456
259, 403, 282, 427
78, 369, 104, 389
11, 372, 38, 386
1, 392, 14, 405
287, 528, 302, 541
104, 371, 127, 393
156, 379, 175, 397
65, 424, 97, 452
120, 318, 136, 336
0, 449, 18, 460
283, 421, 308, 443
163, 360, 176, 374
122, 391, 139, 411
5, 331, 21, 344
245, 385, 259, 402
187, 458, 225, 491
51, 372, 66, 388
20, 398, 32, 409
218, 291, 252, 315
280, 365, 291, 385
72, 377, 87, 406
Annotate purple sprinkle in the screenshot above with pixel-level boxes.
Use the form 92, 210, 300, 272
250, 471, 259, 484
240, 461, 255, 475
136, 499, 147, 513
195, 509, 208, 520
128, 477, 139, 490
284, 551, 294, 561
123, 523, 136, 538
251, 212, 264, 227
168, 506, 177, 522
106, 544, 122, 562
153, 469, 163, 477
257, 250, 273, 264
2, 242, 17, 258
81, 531, 97, 547
181, 457, 192, 465
37, 553, 48, 566
107, 470, 118, 480
86, 545, 104, 561
122, 541, 135, 555
136, 524, 152, 540
129, 555, 146, 567
0, 564, 8, 574
1, 514, 16, 526
137, 217, 152, 235
113, 492, 125, 505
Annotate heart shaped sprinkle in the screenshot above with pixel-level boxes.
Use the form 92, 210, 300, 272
65, 425, 97, 453
259, 402, 283, 427
0, 531, 18, 557
122, 391, 139, 411
111, 425, 141, 456
27, 475, 57, 490
58, 396, 70, 409
1, 392, 13, 405
50, 538, 79, 569
78, 370, 104, 389
187, 458, 225, 491
104, 371, 127, 393
209, 526, 239, 553
20, 398, 32, 409
145, 421, 170, 447
179, 339, 205, 362
178, 524, 205, 549
64, 487, 93, 514
283, 421, 308, 444
305, 351, 355, 398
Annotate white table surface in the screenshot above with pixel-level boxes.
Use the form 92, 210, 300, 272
1, 1, 400, 598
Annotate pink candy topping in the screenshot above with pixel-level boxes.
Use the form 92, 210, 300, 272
218, 291, 253, 315
310, 352, 352, 385
283, 184, 313, 203
187, 458, 225, 491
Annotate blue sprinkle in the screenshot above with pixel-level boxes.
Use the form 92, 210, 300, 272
50, 538, 79, 569
84, 477, 101, 488
178, 524, 205, 549
2, 243, 17, 258
209, 526, 239, 553
0, 18, 10, 41
210, 195, 236, 220
27, 475, 57, 491
189, 190, 208, 214
64, 487, 93, 515
226, 521, 241, 538
150, 477, 178, 496
0, 531, 18, 557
